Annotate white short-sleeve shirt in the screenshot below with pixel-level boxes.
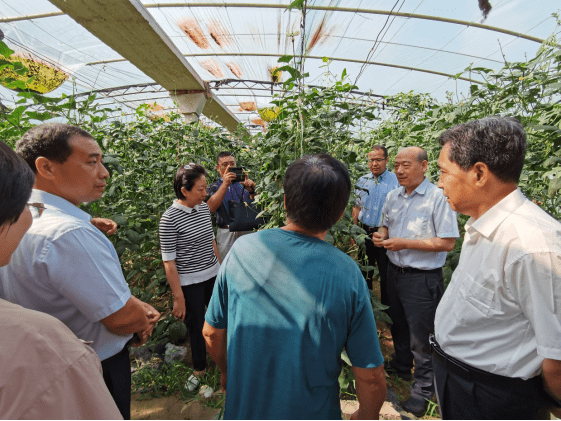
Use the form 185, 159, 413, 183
435, 188, 561, 379
381, 177, 459, 270
0, 190, 132, 361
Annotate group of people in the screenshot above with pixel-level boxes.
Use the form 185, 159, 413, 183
352, 117, 561, 419
0, 117, 560, 420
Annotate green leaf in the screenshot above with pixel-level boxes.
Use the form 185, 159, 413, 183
126, 229, 141, 244
543, 156, 561, 167
341, 350, 352, 366
12, 62, 28, 76
549, 176, 561, 198
112, 215, 129, 227
0, 40, 14, 58
277, 55, 293, 63
6, 105, 27, 126
286, 0, 305, 10
25, 111, 53, 122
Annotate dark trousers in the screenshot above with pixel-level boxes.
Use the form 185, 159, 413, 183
359, 223, 389, 300
101, 343, 131, 419
182, 276, 216, 371
386, 263, 443, 400
432, 353, 549, 419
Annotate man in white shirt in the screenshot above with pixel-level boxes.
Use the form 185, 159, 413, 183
0, 123, 161, 419
373, 146, 459, 416
434, 116, 561, 419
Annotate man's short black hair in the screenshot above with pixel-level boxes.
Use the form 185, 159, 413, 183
439, 117, 527, 183
371, 145, 388, 159
174, 163, 208, 199
16, 123, 94, 173
283, 154, 351, 233
0, 141, 34, 227
217, 151, 234, 163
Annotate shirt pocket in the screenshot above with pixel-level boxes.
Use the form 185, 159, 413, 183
405, 212, 429, 239
458, 274, 495, 323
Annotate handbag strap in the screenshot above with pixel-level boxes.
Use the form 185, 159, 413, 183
238, 184, 246, 203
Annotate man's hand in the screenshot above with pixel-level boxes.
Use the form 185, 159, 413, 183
381, 238, 407, 251
220, 372, 227, 393
222, 168, 237, 187
372, 232, 387, 247
130, 333, 146, 347
136, 300, 161, 340
91, 218, 118, 235
241, 177, 256, 193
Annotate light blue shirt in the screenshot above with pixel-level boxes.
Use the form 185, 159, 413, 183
0, 190, 132, 361
355, 169, 399, 227
381, 178, 459, 270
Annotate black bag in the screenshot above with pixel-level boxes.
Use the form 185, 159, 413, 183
228, 186, 265, 232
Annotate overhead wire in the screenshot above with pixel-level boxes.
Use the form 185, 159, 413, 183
365, 0, 425, 60
352, 0, 404, 87
428, 4, 552, 97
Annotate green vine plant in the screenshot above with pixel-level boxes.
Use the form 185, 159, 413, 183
0, 22, 559, 324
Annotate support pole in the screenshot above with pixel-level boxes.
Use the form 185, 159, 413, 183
170, 92, 207, 123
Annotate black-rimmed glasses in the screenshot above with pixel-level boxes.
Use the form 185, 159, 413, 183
28, 202, 46, 218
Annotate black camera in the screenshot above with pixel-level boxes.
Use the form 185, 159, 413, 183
230, 166, 245, 183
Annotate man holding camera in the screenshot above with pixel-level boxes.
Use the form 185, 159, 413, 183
207, 152, 256, 260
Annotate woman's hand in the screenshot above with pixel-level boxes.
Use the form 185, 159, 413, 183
172, 294, 186, 321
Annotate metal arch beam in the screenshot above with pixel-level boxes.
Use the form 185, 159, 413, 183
85, 52, 485, 85
0, 3, 546, 44
47, 0, 240, 131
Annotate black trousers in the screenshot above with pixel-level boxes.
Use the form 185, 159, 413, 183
101, 342, 131, 419
359, 223, 389, 300
432, 353, 549, 419
182, 276, 216, 371
386, 263, 443, 400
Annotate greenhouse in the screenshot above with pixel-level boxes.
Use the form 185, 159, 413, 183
0, 0, 560, 419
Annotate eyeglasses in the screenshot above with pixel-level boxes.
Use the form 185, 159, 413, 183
218, 161, 236, 169
369, 158, 386, 163
28, 202, 46, 218
184, 162, 196, 170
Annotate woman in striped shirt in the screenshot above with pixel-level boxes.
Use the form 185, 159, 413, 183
159, 164, 220, 377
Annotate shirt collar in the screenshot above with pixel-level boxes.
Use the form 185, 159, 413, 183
398, 177, 429, 197
466, 188, 526, 238
367, 169, 389, 181
30, 189, 92, 222
172, 200, 199, 214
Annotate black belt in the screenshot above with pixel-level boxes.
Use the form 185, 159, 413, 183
429, 334, 537, 388
218, 225, 229, 229
389, 261, 442, 275
358, 222, 380, 235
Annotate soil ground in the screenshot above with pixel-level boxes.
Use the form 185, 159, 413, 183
131, 279, 440, 420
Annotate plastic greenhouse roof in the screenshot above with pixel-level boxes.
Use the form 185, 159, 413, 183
0, 0, 559, 132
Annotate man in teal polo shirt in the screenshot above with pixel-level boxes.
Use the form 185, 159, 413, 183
203, 154, 386, 419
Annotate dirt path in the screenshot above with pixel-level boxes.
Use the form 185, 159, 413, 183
131, 394, 220, 420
